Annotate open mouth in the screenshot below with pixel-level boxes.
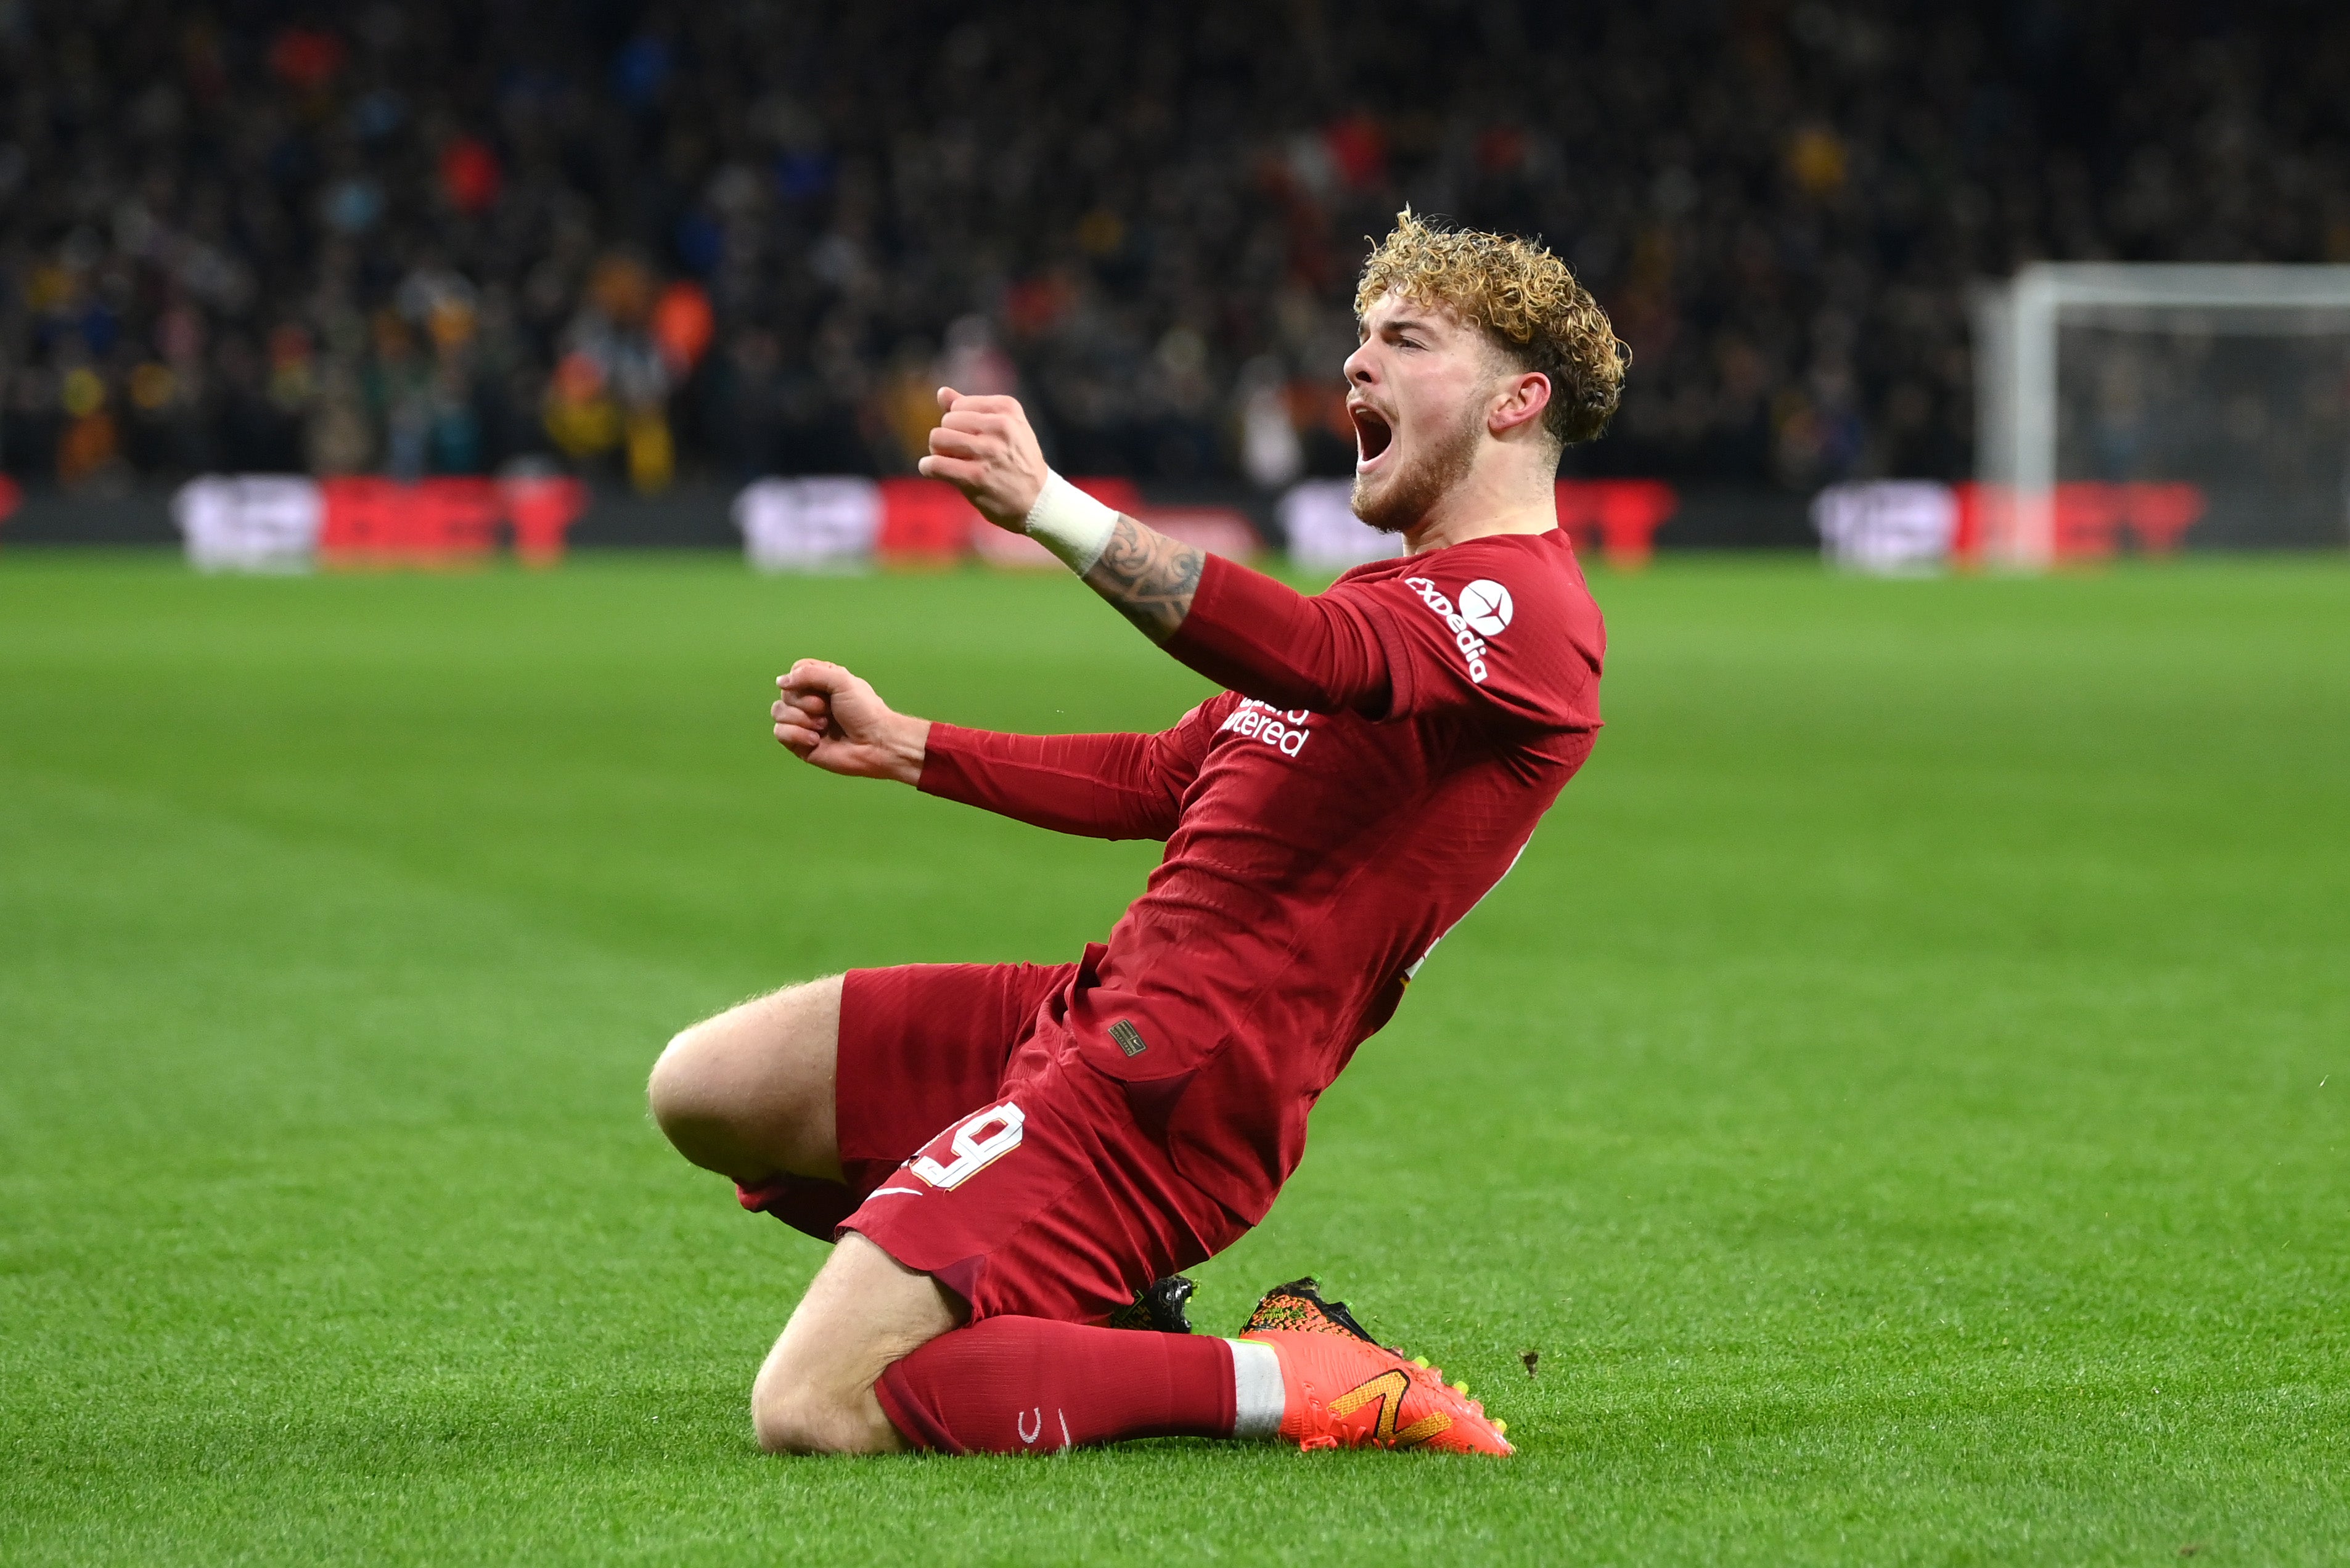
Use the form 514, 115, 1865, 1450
1351, 404, 1394, 470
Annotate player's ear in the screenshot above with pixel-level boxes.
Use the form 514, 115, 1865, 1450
1488, 371, 1551, 438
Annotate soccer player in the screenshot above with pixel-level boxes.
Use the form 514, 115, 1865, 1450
648, 212, 1625, 1456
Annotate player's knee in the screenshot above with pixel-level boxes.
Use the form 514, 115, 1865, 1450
650, 1021, 771, 1178
645, 1024, 722, 1151
649, 977, 841, 1178
750, 1359, 848, 1455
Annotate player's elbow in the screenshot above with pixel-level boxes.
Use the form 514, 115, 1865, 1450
1234, 672, 1340, 716
1252, 674, 1378, 721
1243, 648, 1375, 716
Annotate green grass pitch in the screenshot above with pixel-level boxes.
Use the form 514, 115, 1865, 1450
2, 550, 2345, 1564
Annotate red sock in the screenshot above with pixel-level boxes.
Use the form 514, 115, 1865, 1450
876, 1317, 1237, 1453
734, 1174, 858, 1242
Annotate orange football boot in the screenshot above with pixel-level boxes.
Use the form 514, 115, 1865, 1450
1238, 1278, 1513, 1455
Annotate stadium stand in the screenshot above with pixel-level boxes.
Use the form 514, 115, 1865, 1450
2, 0, 2346, 505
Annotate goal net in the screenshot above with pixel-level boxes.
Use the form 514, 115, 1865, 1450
1972, 264, 2350, 564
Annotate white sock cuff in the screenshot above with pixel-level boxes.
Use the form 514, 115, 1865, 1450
1021, 470, 1120, 575
1226, 1337, 1285, 1441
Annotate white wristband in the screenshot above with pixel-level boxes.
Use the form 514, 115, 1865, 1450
1021, 470, 1120, 575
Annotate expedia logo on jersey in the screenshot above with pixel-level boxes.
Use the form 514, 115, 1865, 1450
1404, 576, 1512, 683
1220, 696, 1314, 756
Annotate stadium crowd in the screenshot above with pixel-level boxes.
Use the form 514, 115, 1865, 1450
2, 0, 2344, 497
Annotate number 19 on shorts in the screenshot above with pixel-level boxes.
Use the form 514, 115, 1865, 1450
908, 1103, 1026, 1190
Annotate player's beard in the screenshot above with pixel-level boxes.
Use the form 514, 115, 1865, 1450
1351, 396, 1482, 535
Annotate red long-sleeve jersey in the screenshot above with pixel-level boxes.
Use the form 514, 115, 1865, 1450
916, 527, 1605, 1224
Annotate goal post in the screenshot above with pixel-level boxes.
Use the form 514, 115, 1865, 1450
1971, 263, 2350, 566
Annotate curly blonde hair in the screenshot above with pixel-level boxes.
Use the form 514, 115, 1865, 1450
1354, 209, 1629, 447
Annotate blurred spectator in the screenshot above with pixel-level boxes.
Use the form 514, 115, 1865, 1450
1, 1, 2346, 494
1237, 356, 1303, 489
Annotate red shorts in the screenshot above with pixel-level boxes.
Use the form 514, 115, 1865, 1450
740, 960, 1250, 1325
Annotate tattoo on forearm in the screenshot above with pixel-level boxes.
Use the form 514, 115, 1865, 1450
1083, 515, 1204, 643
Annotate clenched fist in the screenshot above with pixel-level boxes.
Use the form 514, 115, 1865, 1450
772, 659, 930, 785
915, 386, 1049, 531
